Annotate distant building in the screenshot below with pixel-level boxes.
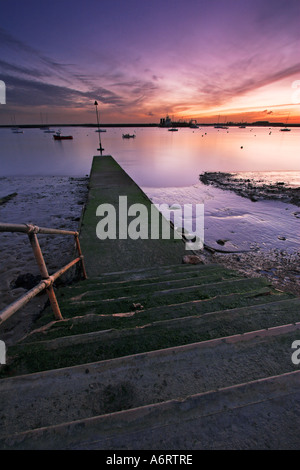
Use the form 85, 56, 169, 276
159, 115, 172, 127
189, 119, 199, 128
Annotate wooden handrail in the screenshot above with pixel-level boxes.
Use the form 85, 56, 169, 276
0, 223, 87, 324
0, 222, 79, 236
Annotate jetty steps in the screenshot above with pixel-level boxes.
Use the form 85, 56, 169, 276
0, 156, 300, 450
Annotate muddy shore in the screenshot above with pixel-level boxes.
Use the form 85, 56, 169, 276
200, 172, 300, 207
195, 247, 300, 297
0, 176, 89, 344
197, 171, 300, 296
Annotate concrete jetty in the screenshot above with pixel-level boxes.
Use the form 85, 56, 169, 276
0, 155, 300, 450
79, 155, 186, 277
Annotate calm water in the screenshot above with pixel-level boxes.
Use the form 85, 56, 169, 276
0, 126, 299, 187
1, 125, 299, 254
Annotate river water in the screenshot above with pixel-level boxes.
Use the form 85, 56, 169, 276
0, 125, 299, 254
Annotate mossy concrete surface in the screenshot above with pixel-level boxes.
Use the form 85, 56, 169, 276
79, 156, 187, 277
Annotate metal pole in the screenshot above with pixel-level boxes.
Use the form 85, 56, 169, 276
94, 100, 104, 156
28, 232, 63, 321
75, 234, 88, 279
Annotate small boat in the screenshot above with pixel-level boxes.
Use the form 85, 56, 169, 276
11, 115, 23, 132
53, 130, 73, 140
168, 128, 178, 131
214, 115, 228, 129
122, 133, 136, 139
95, 129, 106, 133
280, 114, 291, 131
44, 129, 55, 133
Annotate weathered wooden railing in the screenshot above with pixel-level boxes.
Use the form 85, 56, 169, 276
0, 223, 87, 324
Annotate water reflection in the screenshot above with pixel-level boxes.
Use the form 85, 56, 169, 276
0, 126, 299, 187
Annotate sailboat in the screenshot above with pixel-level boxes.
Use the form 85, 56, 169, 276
280, 114, 291, 131
11, 115, 23, 133
214, 115, 228, 129
40, 113, 55, 132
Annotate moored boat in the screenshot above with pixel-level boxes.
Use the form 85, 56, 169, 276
122, 133, 136, 138
53, 131, 73, 140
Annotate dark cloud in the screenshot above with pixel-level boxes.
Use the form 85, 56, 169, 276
0, 27, 162, 115
0, 28, 70, 77
0, 59, 47, 79
2, 74, 124, 108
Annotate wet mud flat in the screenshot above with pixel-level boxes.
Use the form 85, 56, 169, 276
0, 176, 89, 344
197, 172, 300, 296
200, 172, 300, 207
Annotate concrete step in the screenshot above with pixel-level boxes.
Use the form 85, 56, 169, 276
56, 277, 272, 317
62, 265, 239, 296
0, 327, 299, 448
61, 269, 241, 302
79, 262, 223, 282
4, 370, 300, 450
21, 291, 297, 343
5, 297, 300, 377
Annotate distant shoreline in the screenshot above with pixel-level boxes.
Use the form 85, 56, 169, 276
1, 122, 300, 129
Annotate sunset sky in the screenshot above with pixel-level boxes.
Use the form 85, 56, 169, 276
0, 0, 299, 125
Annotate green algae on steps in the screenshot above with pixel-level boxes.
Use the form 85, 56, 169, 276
21, 292, 297, 343
60, 265, 240, 295
57, 276, 272, 316
60, 269, 241, 304
2, 298, 300, 378
65, 268, 243, 298
34, 275, 274, 329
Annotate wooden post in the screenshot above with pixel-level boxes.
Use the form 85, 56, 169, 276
75, 234, 88, 279
28, 231, 63, 321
